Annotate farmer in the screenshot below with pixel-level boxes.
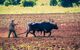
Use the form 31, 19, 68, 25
8, 20, 18, 38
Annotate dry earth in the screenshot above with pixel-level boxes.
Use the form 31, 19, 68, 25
0, 13, 80, 50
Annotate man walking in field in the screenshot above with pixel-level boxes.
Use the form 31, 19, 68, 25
8, 20, 18, 38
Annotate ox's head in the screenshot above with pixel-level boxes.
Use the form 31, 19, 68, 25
53, 23, 58, 29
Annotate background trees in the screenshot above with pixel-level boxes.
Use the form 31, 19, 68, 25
0, 0, 5, 4
20, 0, 36, 7
60, 0, 73, 7
4, 0, 21, 6
50, 0, 80, 7
50, 0, 58, 6
0, 0, 79, 7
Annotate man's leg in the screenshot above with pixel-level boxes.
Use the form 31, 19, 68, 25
13, 30, 18, 38
8, 30, 12, 38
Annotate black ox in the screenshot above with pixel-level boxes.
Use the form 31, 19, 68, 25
26, 22, 58, 37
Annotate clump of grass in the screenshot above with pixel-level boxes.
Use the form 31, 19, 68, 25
0, 48, 2, 50
11, 44, 17, 50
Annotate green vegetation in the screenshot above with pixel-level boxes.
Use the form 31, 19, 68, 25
0, 0, 80, 14
0, 0, 5, 4
0, 0, 37, 7
50, 0, 58, 6
11, 45, 17, 50
0, 48, 2, 50
20, 0, 36, 7
0, 0, 80, 7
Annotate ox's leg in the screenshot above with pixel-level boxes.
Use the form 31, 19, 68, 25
48, 32, 51, 37
40, 31, 42, 35
43, 31, 45, 37
33, 31, 36, 37
26, 30, 30, 37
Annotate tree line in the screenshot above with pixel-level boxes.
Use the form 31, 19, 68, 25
0, 0, 80, 7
